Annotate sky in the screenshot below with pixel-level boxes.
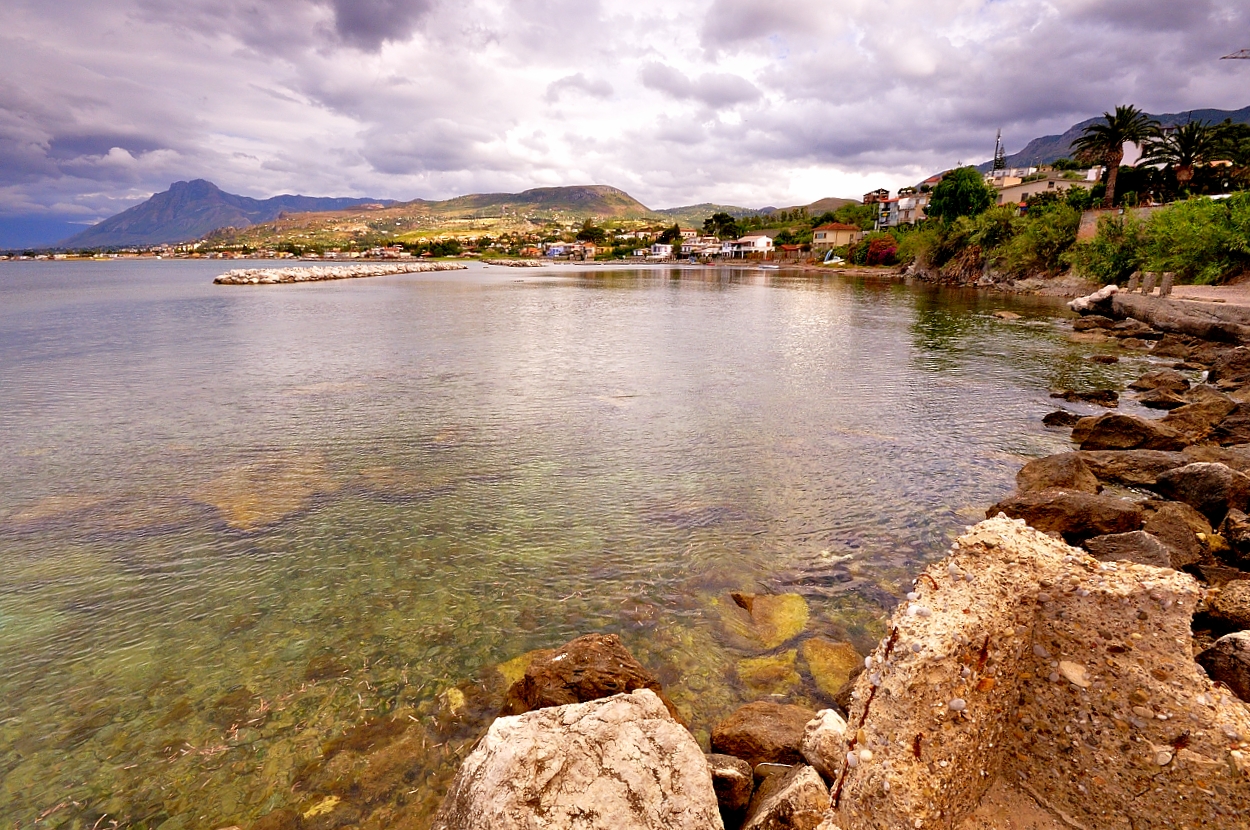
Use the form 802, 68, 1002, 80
1, 0, 1248, 242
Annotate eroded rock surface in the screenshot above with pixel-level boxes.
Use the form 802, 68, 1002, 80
742, 764, 827, 830
1015, 453, 1100, 494
711, 701, 817, 769
1197, 631, 1250, 701
822, 516, 1250, 830
986, 488, 1143, 544
432, 689, 723, 830
707, 753, 753, 824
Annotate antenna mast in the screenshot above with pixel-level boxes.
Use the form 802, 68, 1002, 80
993, 130, 1007, 170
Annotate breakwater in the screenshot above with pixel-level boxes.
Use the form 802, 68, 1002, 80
213, 262, 467, 284
481, 258, 543, 267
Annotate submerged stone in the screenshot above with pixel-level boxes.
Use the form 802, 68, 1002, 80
737, 650, 802, 696
799, 638, 862, 701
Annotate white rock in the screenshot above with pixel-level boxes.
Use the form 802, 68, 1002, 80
800, 708, 848, 782
432, 689, 723, 830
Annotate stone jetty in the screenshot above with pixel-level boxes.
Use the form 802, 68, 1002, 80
212, 262, 466, 285
481, 258, 543, 267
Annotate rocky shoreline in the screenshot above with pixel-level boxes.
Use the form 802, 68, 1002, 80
212, 262, 467, 284
410, 284, 1250, 830
481, 258, 543, 267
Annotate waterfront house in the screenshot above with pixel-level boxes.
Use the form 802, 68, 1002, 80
726, 232, 774, 258
811, 222, 862, 251
650, 242, 673, 258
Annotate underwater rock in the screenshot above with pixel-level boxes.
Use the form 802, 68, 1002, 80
737, 650, 802, 696
1015, 453, 1100, 495
196, 452, 340, 530
1041, 410, 1080, 427
711, 701, 817, 769
1049, 388, 1118, 407
826, 515, 1250, 830
987, 488, 1143, 545
799, 639, 862, 701
494, 648, 555, 688
432, 689, 722, 830
499, 633, 679, 721
707, 753, 754, 825
800, 709, 848, 782
720, 593, 810, 650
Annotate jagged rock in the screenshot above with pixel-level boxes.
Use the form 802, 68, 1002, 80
1182, 384, 1232, 406
1088, 353, 1120, 364
1184, 444, 1250, 474
707, 753, 754, 825
1160, 398, 1237, 444
499, 633, 679, 720
1150, 333, 1193, 359
800, 709, 848, 782
720, 593, 810, 650
1220, 509, 1250, 568
1212, 403, 1250, 446
742, 765, 827, 830
1153, 462, 1250, 526
1041, 410, 1080, 427
711, 701, 817, 769
800, 639, 862, 700
1128, 368, 1190, 393
1138, 388, 1189, 409
1072, 315, 1115, 331
1119, 337, 1151, 350
432, 690, 722, 830
1015, 453, 1100, 494
1082, 530, 1173, 568
1197, 631, 1250, 702
1078, 449, 1187, 486
1049, 389, 1118, 407
1110, 318, 1160, 339
827, 516, 1250, 830
1209, 580, 1250, 629
1072, 413, 1187, 451
1207, 346, 1250, 386
1143, 500, 1209, 570
987, 488, 1143, 544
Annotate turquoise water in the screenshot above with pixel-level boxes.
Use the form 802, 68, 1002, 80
0, 261, 1145, 828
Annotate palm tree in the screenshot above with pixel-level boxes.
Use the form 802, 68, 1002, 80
1140, 120, 1219, 193
1070, 105, 1160, 209
1215, 121, 1250, 190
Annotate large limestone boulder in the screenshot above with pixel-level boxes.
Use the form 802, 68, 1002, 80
824, 516, 1250, 830
742, 765, 827, 830
499, 633, 679, 720
1153, 462, 1250, 526
1077, 449, 1187, 486
711, 701, 817, 769
986, 488, 1143, 544
1072, 413, 1187, 451
1197, 631, 1250, 701
432, 689, 723, 830
1015, 453, 1100, 494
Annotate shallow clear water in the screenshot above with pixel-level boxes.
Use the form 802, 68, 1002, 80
0, 261, 1148, 828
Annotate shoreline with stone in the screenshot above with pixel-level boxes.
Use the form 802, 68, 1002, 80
481, 258, 543, 267
416, 282, 1250, 830
212, 262, 467, 285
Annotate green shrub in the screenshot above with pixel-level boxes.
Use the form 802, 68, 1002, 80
1144, 194, 1249, 283
1065, 214, 1146, 284
1000, 204, 1080, 275
894, 227, 941, 266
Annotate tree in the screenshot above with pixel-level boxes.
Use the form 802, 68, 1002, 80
925, 167, 996, 223
1139, 121, 1219, 193
1070, 105, 1160, 209
702, 212, 740, 239
576, 219, 607, 244
657, 223, 683, 245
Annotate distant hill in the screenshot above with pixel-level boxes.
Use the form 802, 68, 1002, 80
767, 196, 859, 216
421, 185, 653, 219
59, 180, 395, 249
653, 203, 762, 226
977, 106, 1250, 171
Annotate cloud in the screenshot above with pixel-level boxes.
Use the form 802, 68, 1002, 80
545, 73, 614, 102
1, 0, 1249, 230
639, 62, 761, 107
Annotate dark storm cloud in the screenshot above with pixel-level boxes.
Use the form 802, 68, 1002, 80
2, 0, 1250, 227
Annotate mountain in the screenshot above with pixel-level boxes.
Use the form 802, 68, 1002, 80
416, 185, 653, 219
978, 106, 1250, 171
59, 180, 395, 249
